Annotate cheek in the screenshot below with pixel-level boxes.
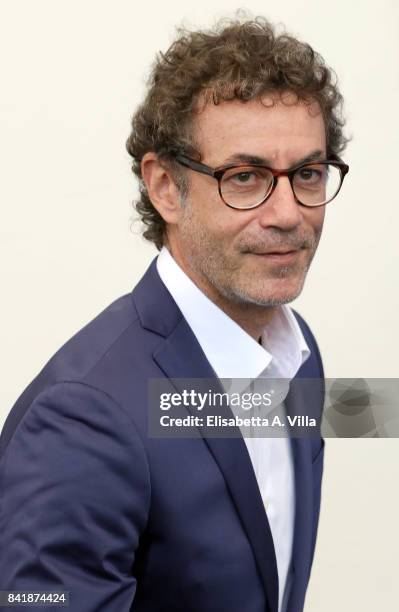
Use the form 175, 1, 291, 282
190, 201, 245, 243
186, 178, 255, 245
304, 208, 325, 236
211, 217, 254, 253
316, 207, 326, 226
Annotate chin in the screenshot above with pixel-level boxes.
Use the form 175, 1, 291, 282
246, 292, 301, 308
231, 277, 306, 307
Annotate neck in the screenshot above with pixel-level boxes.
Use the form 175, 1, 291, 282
167, 244, 278, 341
200, 285, 278, 342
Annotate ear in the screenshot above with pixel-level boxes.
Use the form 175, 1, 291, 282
141, 152, 183, 224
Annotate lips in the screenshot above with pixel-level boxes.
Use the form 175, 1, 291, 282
248, 248, 302, 264
250, 248, 301, 255
258, 249, 298, 255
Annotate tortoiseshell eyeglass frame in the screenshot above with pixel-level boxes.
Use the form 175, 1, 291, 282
172, 153, 349, 210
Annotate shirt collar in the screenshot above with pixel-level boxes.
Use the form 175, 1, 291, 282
156, 246, 310, 381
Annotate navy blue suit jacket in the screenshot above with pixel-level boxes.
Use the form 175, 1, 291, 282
0, 258, 325, 612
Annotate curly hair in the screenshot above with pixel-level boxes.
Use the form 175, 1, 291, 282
126, 16, 348, 250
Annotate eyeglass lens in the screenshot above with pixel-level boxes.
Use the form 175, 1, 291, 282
220, 164, 342, 208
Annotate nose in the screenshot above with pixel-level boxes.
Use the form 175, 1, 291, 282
257, 175, 303, 231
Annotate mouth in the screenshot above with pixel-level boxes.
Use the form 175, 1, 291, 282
248, 248, 303, 264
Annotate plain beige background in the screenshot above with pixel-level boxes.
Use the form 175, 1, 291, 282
1, 0, 398, 609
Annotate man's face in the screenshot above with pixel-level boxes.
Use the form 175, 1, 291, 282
170, 94, 326, 308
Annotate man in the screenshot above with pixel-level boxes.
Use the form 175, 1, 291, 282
0, 17, 349, 612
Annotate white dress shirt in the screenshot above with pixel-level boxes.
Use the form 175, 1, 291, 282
156, 246, 310, 612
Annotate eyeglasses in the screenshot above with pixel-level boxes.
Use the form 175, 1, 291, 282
173, 153, 349, 210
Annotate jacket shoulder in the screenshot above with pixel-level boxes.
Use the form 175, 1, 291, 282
1, 291, 144, 451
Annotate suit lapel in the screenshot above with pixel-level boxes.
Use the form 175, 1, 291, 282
285, 375, 319, 609
133, 259, 279, 612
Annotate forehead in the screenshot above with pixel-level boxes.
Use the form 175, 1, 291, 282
192, 94, 326, 165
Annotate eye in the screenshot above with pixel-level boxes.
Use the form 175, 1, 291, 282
298, 168, 321, 181
237, 172, 252, 182
223, 168, 268, 187
295, 165, 326, 185
230, 171, 257, 183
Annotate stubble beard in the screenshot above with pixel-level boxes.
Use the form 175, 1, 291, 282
178, 199, 322, 308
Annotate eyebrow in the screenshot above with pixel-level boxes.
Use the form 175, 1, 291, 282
221, 149, 326, 169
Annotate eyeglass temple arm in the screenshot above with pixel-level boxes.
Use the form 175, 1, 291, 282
327, 155, 350, 175
174, 154, 215, 177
